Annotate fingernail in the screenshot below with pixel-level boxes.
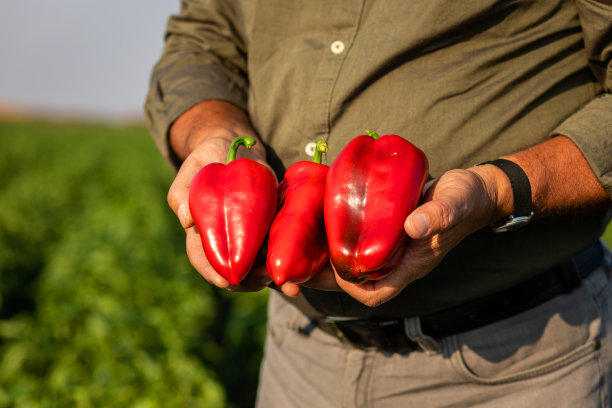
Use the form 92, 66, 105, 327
411, 213, 429, 237
178, 203, 188, 229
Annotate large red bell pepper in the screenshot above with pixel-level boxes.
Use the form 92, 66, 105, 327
324, 131, 428, 283
189, 136, 277, 286
267, 140, 329, 285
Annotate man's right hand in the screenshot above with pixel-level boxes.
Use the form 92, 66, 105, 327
166, 100, 274, 292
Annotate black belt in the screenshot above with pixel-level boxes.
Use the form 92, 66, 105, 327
314, 241, 607, 354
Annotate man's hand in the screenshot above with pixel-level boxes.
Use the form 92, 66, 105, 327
333, 166, 512, 307
170, 137, 274, 292
333, 135, 610, 307
167, 101, 347, 296
167, 100, 281, 293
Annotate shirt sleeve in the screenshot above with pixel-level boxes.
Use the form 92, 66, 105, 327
552, 0, 612, 197
144, 0, 248, 170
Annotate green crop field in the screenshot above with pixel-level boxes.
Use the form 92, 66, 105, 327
0, 119, 611, 408
0, 120, 268, 408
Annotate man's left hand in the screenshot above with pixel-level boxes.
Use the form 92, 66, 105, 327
334, 166, 512, 307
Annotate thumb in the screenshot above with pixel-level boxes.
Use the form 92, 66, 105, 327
405, 199, 457, 239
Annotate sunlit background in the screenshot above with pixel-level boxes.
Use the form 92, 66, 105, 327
1, 2, 611, 407
0, 0, 175, 119
0, 2, 268, 407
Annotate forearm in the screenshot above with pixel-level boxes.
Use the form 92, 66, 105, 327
478, 135, 611, 225
164, 99, 274, 292
480, 0, 612, 220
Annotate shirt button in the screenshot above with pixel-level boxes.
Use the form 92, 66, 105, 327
304, 142, 317, 156
330, 40, 345, 55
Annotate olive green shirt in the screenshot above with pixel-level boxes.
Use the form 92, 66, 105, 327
145, 0, 612, 316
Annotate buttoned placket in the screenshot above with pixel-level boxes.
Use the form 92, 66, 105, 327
300, 1, 365, 161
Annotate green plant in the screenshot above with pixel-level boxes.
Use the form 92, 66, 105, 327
0, 120, 268, 408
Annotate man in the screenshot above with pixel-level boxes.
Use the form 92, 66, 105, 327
145, 1, 612, 406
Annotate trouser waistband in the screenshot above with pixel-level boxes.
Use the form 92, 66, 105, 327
313, 241, 609, 353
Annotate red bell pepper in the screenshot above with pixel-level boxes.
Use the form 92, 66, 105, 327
324, 130, 428, 283
188, 136, 277, 286
267, 140, 329, 285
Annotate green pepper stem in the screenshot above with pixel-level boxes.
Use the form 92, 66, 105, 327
313, 139, 328, 164
226, 136, 256, 164
365, 130, 380, 139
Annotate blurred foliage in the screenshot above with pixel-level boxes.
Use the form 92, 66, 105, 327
0, 119, 611, 408
0, 120, 268, 408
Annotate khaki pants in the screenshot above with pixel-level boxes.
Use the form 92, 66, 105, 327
257, 252, 612, 408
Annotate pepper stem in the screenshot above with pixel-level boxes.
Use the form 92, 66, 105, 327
313, 139, 328, 164
365, 130, 380, 139
226, 136, 256, 163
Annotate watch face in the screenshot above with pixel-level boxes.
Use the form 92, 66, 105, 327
492, 213, 534, 233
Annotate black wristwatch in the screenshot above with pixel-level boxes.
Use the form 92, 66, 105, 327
476, 159, 534, 233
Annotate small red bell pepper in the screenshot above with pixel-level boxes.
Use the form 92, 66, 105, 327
267, 140, 329, 285
189, 136, 277, 286
324, 130, 428, 283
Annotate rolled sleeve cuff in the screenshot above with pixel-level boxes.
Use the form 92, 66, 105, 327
144, 62, 248, 171
552, 93, 612, 198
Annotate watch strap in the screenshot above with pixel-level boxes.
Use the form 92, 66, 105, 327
478, 159, 534, 232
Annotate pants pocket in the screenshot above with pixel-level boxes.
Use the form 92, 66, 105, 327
445, 283, 602, 385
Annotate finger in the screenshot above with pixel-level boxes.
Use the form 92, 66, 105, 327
273, 264, 342, 295
229, 264, 272, 292
332, 242, 436, 307
406, 186, 468, 240
405, 198, 454, 239
334, 269, 407, 308
405, 210, 431, 239
168, 158, 205, 229
403, 179, 440, 240
300, 265, 342, 291
421, 177, 439, 199
185, 226, 230, 288
278, 282, 301, 297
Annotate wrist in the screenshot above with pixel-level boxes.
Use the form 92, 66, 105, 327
169, 100, 261, 161
473, 158, 539, 232
468, 164, 514, 226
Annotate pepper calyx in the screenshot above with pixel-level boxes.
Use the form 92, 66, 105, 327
313, 139, 328, 164
365, 130, 380, 140
227, 136, 257, 163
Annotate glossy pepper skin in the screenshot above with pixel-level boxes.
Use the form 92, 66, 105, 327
188, 136, 277, 286
267, 140, 330, 285
324, 131, 429, 283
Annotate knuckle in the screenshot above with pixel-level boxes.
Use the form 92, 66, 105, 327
167, 184, 182, 209
361, 296, 376, 307
166, 188, 176, 206
429, 234, 444, 255
433, 200, 455, 229
362, 292, 387, 308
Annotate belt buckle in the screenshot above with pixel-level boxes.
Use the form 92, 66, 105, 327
324, 315, 364, 349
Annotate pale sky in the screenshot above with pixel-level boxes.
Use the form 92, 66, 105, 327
0, 1, 179, 119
